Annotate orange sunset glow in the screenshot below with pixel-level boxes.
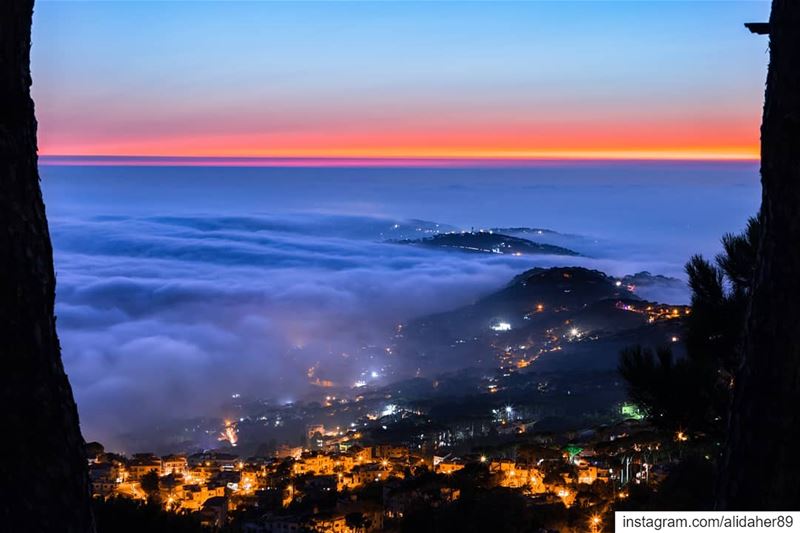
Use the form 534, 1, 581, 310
32, 0, 767, 165
38, 116, 759, 163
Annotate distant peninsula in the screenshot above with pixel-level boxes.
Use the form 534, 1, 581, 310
391, 230, 580, 256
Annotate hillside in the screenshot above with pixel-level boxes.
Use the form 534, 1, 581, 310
396, 266, 687, 374
392, 231, 580, 256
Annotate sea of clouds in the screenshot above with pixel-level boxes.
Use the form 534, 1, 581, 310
41, 163, 759, 449
51, 212, 697, 448
49, 213, 547, 446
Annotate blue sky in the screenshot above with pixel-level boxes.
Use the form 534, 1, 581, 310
32, 0, 771, 160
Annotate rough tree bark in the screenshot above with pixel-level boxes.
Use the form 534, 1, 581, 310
717, 0, 800, 510
0, 1, 95, 531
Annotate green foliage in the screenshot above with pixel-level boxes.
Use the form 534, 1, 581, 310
543, 463, 578, 486
717, 217, 761, 293
400, 488, 553, 533
92, 497, 208, 533
619, 216, 760, 435
140, 471, 160, 497
448, 462, 492, 492
619, 345, 717, 432
614, 454, 715, 511
345, 512, 370, 532
686, 216, 760, 376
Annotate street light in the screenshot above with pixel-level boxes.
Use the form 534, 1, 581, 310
590, 515, 602, 533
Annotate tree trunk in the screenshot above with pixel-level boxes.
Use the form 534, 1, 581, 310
0, 1, 95, 531
717, 0, 800, 510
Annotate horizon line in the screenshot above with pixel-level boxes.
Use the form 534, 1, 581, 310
39, 153, 760, 168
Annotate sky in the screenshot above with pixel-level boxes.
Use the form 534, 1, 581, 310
31, 1, 769, 448
32, 0, 771, 162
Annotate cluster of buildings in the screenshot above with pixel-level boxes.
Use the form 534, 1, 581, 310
87, 413, 675, 532
88, 448, 248, 526
489, 298, 691, 376
614, 301, 691, 323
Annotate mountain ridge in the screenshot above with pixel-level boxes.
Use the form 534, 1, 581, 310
390, 230, 580, 256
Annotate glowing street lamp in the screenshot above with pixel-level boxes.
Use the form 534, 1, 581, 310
590, 515, 602, 533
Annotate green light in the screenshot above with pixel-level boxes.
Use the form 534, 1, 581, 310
620, 402, 645, 421
564, 445, 583, 458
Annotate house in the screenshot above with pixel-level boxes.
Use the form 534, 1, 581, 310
293, 452, 335, 476
180, 483, 226, 511
127, 453, 162, 480
89, 463, 121, 497
436, 459, 465, 475
162, 454, 188, 475
198, 496, 228, 529
307, 512, 348, 533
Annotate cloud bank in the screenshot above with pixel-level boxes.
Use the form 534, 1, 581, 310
53, 214, 560, 448
38, 162, 760, 450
